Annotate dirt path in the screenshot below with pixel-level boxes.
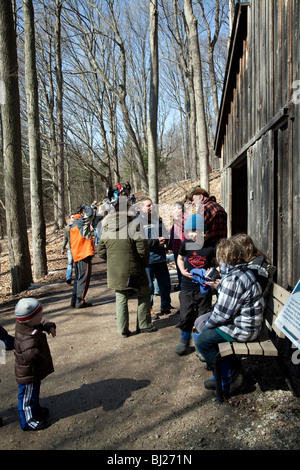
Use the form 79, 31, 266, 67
1, 256, 300, 452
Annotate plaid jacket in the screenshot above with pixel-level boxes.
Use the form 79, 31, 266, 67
205, 263, 264, 341
203, 196, 227, 243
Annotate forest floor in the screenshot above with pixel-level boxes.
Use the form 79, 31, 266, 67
1, 174, 300, 454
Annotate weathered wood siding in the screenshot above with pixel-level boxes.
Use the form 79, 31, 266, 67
215, 0, 300, 290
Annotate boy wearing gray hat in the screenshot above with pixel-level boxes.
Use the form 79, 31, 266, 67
14, 298, 56, 431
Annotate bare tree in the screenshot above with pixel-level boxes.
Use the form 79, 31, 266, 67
148, 0, 159, 202
161, 0, 198, 181
35, 5, 60, 228
197, 0, 226, 121
64, 0, 149, 192
54, 0, 65, 228
183, 0, 209, 191
23, 0, 47, 279
0, 0, 33, 293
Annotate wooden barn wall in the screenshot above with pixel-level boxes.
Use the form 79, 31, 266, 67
291, 0, 300, 289
247, 132, 273, 261
221, 0, 296, 166
218, 0, 300, 290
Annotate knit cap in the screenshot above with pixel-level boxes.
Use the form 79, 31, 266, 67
15, 298, 43, 323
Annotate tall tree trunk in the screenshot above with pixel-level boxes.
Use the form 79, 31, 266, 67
54, 0, 65, 228
184, 0, 210, 191
172, 0, 197, 180
186, 65, 198, 181
148, 0, 159, 203
66, 154, 72, 214
198, 0, 223, 124
23, 0, 47, 280
0, 0, 33, 293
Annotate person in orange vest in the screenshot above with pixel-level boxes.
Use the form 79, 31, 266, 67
69, 204, 95, 309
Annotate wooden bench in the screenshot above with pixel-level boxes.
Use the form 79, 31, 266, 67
214, 282, 296, 403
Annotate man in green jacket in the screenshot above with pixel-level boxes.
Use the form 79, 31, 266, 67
98, 204, 158, 337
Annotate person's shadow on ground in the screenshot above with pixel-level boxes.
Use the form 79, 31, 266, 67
44, 378, 151, 423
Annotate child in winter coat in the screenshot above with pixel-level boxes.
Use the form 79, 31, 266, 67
14, 298, 56, 431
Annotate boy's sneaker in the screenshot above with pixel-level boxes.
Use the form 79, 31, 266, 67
23, 420, 47, 431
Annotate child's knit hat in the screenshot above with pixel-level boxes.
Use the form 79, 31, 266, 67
15, 298, 43, 323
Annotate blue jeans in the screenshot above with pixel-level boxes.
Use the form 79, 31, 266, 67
66, 249, 73, 281
194, 327, 227, 369
94, 228, 99, 245
145, 262, 171, 309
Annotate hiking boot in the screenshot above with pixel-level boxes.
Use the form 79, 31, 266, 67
66, 279, 72, 285
161, 305, 175, 315
121, 330, 132, 338
140, 326, 158, 333
175, 340, 189, 356
160, 307, 171, 315
204, 379, 216, 390
76, 302, 92, 309
204, 372, 244, 395
151, 307, 160, 319
223, 372, 244, 396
